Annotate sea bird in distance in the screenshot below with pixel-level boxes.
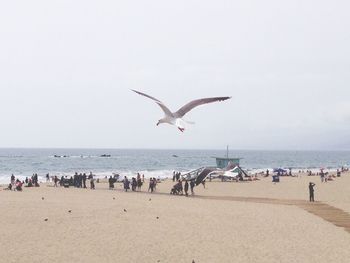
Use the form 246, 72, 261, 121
132, 90, 231, 132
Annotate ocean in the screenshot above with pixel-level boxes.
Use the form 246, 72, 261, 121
0, 148, 349, 184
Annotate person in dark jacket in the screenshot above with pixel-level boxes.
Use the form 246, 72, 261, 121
137, 176, 142, 191
109, 176, 115, 190
123, 177, 130, 192
309, 182, 316, 202
131, 177, 137, 191
190, 180, 195, 195
184, 180, 189, 196
148, 178, 154, 193
82, 173, 87, 188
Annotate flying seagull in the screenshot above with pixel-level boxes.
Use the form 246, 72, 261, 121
132, 89, 231, 132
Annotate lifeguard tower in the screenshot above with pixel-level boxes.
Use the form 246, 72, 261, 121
212, 146, 241, 169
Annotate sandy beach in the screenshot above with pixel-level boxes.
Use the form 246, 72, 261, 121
1, 173, 350, 263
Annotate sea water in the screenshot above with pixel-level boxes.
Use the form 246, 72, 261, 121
0, 148, 349, 184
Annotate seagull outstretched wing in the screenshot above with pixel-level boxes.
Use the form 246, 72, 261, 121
132, 89, 174, 117
174, 97, 231, 118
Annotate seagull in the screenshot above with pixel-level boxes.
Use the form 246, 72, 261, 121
132, 90, 231, 132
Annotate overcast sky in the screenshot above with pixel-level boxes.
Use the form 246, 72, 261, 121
0, 0, 349, 150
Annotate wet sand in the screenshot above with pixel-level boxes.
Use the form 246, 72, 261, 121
0, 173, 349, 263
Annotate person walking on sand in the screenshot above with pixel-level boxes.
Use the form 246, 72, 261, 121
309, 182, 316, 202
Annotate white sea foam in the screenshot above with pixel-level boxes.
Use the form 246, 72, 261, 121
0, 169, 185, 184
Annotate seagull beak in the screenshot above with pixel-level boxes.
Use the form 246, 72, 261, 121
156, 121, 160, 126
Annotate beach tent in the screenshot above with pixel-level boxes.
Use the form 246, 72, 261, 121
273, 168, 287, 174
195, 167, 217, 185
224, 166, 249, 177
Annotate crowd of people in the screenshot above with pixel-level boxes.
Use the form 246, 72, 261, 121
120, 174, 159, 193
172, 171, 182, 182
5, 173, 41, 191
4, 171, 166, 194
306, 168, 344, 183
170, 179, 196, 196
50, 172, 96, 189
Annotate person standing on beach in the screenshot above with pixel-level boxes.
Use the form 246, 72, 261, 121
90, 175, 95, 189
153, 177, 157, 191
184, 180, 189, 196
137, 175, 142, 191
46, 173, 50, 182
60, 176, 64, 186
123, 176, 130, 192
109, 176, 115, 190
309, 182, 316, 202
78, 173, 83, 188
190, 180, 195, 195
178, 180, 183, 195
73, 172, 78, 187
320, 170, 325, 183
131, 177, 137, 191
82, 173, 87, 188
148, 178, 154, 192
54, 176, 58, 187
11, 174, 15, 185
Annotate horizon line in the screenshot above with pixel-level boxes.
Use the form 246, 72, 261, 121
0, 147, 349, 152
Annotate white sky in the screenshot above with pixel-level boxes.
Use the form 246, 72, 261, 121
0, 0, 349, 150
